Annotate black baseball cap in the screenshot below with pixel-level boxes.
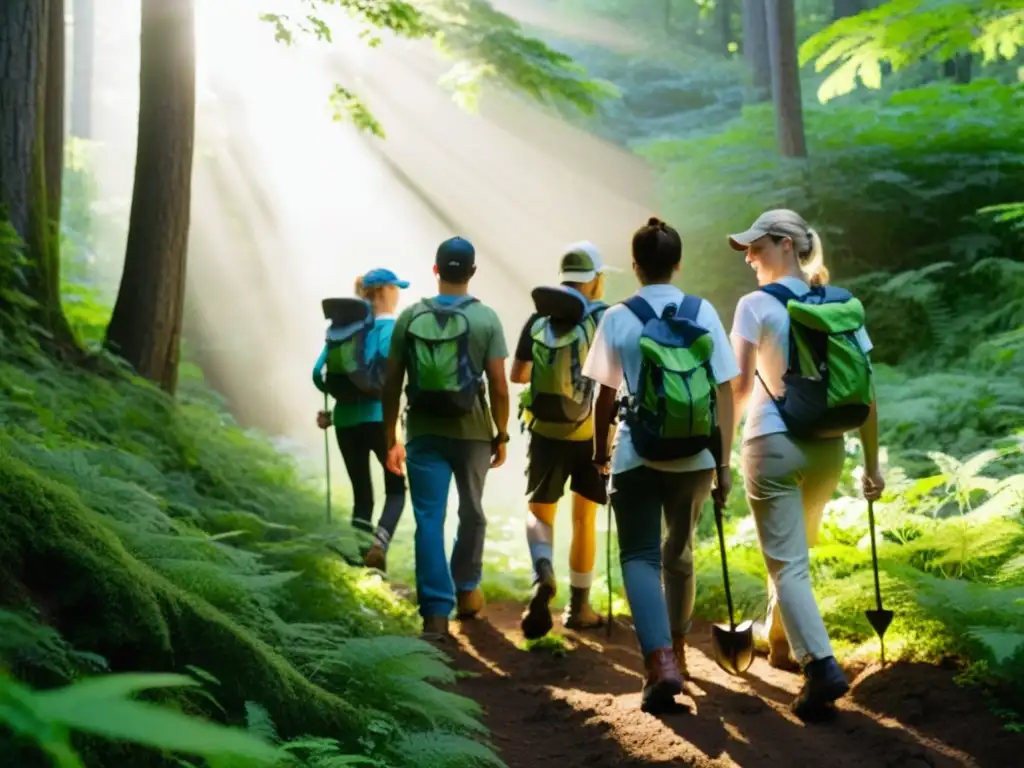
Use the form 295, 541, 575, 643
436, 236, 475, 272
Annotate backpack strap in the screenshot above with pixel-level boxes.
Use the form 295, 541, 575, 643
759, 282, 801, 306
679, 294, 702, 321
623, 296, 657, 325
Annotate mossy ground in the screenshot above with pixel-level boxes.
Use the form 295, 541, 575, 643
0, 322, 495, 765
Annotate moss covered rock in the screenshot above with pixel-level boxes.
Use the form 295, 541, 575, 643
0, 450, 370, 753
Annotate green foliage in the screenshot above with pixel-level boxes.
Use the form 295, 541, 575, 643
638, 80, 1024, 324
0, 221, 501, 766
260, 0, 617, 137
801, 0, 1024, 102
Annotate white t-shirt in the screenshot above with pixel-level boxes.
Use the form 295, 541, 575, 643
582, 284, 740, 476
731, 276, 874, 444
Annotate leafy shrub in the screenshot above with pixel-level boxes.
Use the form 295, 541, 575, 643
638, 79, 1024, 319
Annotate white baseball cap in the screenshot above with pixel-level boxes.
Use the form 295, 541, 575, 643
558, 241, 621, 283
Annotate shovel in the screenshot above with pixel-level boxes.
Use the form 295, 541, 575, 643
864, 499, 893, 665
710, 499, 755, 675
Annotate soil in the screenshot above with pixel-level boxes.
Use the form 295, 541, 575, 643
442, 601, 1024, 768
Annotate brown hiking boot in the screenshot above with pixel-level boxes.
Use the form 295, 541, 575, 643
456, 587, 485, 619
521, 559, 556, 640
562, 586, 604, 631
753, 620, 800, 671
363, 545, 386, 572
641, 647, 683, 714
421, 615, 450, 642
671, 634, 692, 681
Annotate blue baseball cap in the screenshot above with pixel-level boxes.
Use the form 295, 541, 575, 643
361, 268, 409, 289
436, 236, 475, 271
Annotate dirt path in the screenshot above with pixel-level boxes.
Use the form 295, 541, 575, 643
443, 601, 1023, 768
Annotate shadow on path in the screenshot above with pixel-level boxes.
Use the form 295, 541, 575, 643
441, 601, 1024, 768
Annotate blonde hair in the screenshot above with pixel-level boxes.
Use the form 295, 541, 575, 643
744, 208, 830, 287
354, 276, 378, 301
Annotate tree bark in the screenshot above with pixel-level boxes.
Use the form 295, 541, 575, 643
0, 0, 44, 242
105, 0, 196, 394
1, 0, 73, 343
71, 0, 93, 138
765, 0, 807, 157
717, 0, 734, 57
743, 0, 772, 100
45, 0, 64, 223
832, 0, 862, 19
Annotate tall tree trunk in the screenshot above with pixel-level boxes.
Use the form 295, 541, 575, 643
832, 0, 862, 19
765, 0, 807, 157
743, 0, 772, 101
717, 0, 734, 57
0, 0, 44, 243
71, 0, 93, 138
105, 0, 196, 394
45, 0, 64, 224
944, 53, 973, 83
0, 0, 73, 343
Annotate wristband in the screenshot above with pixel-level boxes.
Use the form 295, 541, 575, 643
493, 432, 510, 445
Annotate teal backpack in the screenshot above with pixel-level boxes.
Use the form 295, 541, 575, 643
520, 286, 606, 427
621, 294, 717, 461
758, 283, 873, 439
405, 297, 484, 418
321, 298, 385, 402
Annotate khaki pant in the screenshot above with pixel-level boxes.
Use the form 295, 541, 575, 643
742, 432, 844, 663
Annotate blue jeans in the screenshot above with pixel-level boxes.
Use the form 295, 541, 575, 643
406, 435, 491, 618
610, 466, 715, 656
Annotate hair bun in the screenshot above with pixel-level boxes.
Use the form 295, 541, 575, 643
647, 216, 662, 227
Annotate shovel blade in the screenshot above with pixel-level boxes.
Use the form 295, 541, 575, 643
865, 608, 894, 638
711, 620, 755, 676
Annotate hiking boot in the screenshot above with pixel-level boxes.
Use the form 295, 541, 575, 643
791, 656, 849, 721
456, 587, 485, 619
363, 545, 386, 572
671, 634, 692, 681
421, 615, 451, 642
562, 586, 604, 631
753, 620, 800, 671
641, 647, 683, 714
520, 559, 556, 640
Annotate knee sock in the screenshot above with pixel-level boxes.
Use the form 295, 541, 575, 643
569, 495, 598, 589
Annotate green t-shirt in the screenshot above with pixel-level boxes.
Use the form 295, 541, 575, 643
389, 295, 508, 442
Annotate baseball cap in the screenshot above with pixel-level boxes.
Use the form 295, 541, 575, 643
361, 267, 410, 289
558, 241, 620, 283
727, 209, 808, 251
436, 236, 475, 272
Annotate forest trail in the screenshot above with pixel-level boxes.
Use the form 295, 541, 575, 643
443, 601, 1023, 768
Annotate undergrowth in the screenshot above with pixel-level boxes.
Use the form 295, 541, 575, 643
0, 227, 500, 765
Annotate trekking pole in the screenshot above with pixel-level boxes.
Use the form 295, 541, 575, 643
864, 499, 893, 665
323, 391, 332, 524
606, 498, 613, 639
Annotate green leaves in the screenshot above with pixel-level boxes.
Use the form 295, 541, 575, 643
259, 0, 616, 135
0, 671, 283, 766
800, 0, 1024, 102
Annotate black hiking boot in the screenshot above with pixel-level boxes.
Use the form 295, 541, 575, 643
520, 559, 556, 640
563, 586, 604, 631
791, 656, 849, 721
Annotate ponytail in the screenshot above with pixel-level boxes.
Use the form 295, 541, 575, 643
800, 227, 829, 287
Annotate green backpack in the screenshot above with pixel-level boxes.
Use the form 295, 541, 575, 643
321, 298, 384, 402
405, 297, 483, 418
520, 286, 606, 427
622, 294, 717, 461
758, 283, 873, 439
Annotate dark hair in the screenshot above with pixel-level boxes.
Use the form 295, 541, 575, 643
632, 217, 681, 283
438, 264, 474, 284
